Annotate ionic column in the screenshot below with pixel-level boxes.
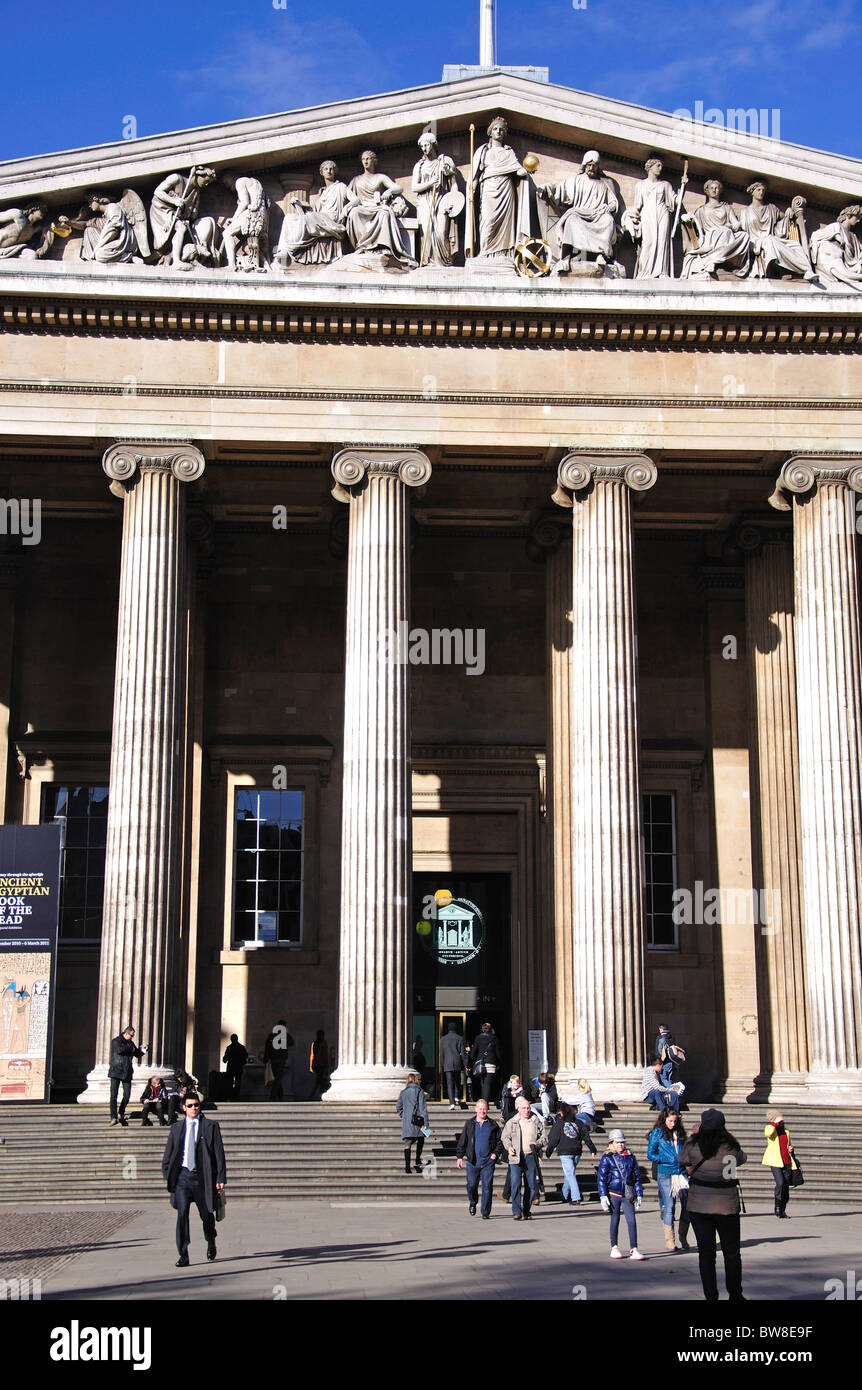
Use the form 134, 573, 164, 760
324, 446, 431, 1101
741, 527, 809, 1101
528, 516, 575, 1081
776, 456, 862, 1103
79, 441, 205, 1103
553, 453, 656, 1099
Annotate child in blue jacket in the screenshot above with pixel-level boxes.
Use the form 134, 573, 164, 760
597, 1128, 645, 1260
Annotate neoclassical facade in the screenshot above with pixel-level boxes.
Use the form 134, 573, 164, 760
1, 74, 861, 1104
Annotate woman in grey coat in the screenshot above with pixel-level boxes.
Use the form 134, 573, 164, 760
396, 1072, 429, 1173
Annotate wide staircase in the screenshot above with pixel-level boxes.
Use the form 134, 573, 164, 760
0, 1100, 856, 1205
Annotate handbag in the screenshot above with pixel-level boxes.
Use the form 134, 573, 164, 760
613, 1156, 636, 1203
264, 1061, 274, 1086
216, 1190, 227, 1222
789, 1161, 804, 1187
670, 1173, 689, 1196
410, 1087, 426, 1129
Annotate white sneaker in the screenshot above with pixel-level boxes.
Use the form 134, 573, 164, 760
629, 1248, 646, 1261
610, 1246, 623, 1259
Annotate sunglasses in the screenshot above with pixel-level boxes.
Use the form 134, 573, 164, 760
184, 1102, 200, 1109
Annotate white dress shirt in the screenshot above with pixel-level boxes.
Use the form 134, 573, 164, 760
182, 1116, 199, 1172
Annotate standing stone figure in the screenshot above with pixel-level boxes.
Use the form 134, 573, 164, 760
346, 150, 417, 270
537, 150, 620, 273
276, 160, 356, 267
74, 189, 151, 264
622, 157, 676, 278
680, 179, 751, 279
221, 172, 270, 273
0, 202, 52, 259
470, 115, 530, 261
741, 182, 815, 281
810, 205, 862, 290
149, 166, 220, 269
412, 130, 463, 267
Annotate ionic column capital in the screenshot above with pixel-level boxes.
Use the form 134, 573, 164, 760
552, 451, 657, 507
102, 440, 206, 497
777, 454, 862, 498
331, 446, 432, 501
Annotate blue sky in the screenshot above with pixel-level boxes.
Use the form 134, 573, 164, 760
1, 0, 860, 162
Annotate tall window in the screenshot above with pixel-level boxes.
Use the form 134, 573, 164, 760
41, 785, 109, 942
644, 792, 677, 949
232, 789, 303, 945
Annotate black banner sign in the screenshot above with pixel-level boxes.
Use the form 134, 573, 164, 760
0, 824, 61, 1103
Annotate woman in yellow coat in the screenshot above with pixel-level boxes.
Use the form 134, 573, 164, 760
762, 1111, 797, 1218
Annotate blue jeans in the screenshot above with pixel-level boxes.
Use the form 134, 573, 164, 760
559, 1153, 582, 1201
609, 1194, 638, 1249
510, 1154, 539, 1215
660, 1060, 675, 1087
645, 1088, 679, 1112
465, 1158, 496, 1216
656, 1172, 688, 1226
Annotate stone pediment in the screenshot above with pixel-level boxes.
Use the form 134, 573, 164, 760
1, 73, 861, 292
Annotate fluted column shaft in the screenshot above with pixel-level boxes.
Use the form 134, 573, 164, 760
744, 533, 809, 1097
554, 453, 656, 1098
325, 447, 431, 1101
778, 456, 862, 1101
79, 442, 204, 1102
547, 535, 575, 1077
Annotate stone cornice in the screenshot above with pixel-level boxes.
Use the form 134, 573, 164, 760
4, 281, 862, 350
1, 72, 860, 203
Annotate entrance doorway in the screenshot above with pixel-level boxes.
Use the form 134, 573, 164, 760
412, 872, 512, 1106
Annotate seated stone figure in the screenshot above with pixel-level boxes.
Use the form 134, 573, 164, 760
345, 149, 416, 270
741, 182, 815, 281
810, 205, 862, 291
681, 179, 751, 279
537, 150, 621, 274
276, 160, 356, 267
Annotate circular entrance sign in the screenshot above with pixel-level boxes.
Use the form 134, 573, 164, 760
419, 896, 485, 966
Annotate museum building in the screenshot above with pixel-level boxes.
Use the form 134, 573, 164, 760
1, 69, 861, 1105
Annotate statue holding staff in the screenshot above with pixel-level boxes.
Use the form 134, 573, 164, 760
470, 115, 530, 261
622, 157, 678, 278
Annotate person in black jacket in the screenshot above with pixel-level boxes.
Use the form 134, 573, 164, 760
108, 1026, 147, 1127
222, 1034, 248, 1100
469, 1022, 500, 1105
546, 1101, 598, 1203
455, 1099, 504, 1218
440, 1022, 468, 1109
263, 1020, 294, 1100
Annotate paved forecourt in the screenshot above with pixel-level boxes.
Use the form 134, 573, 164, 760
10, 1199, 859, 1302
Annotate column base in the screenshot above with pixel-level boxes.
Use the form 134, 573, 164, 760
805, 1069, 862, 1105
748, 1071, 810, 1105
567, 1065, 646, 1105
77, 1063, 178, 1104
322, 1065, 413, 1103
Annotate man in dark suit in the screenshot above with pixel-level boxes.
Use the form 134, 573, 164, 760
161, 1093, 226, 1267
440, 1022, 468, 1110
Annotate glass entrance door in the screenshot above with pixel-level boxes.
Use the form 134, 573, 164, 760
437, 1010, 468, 1103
